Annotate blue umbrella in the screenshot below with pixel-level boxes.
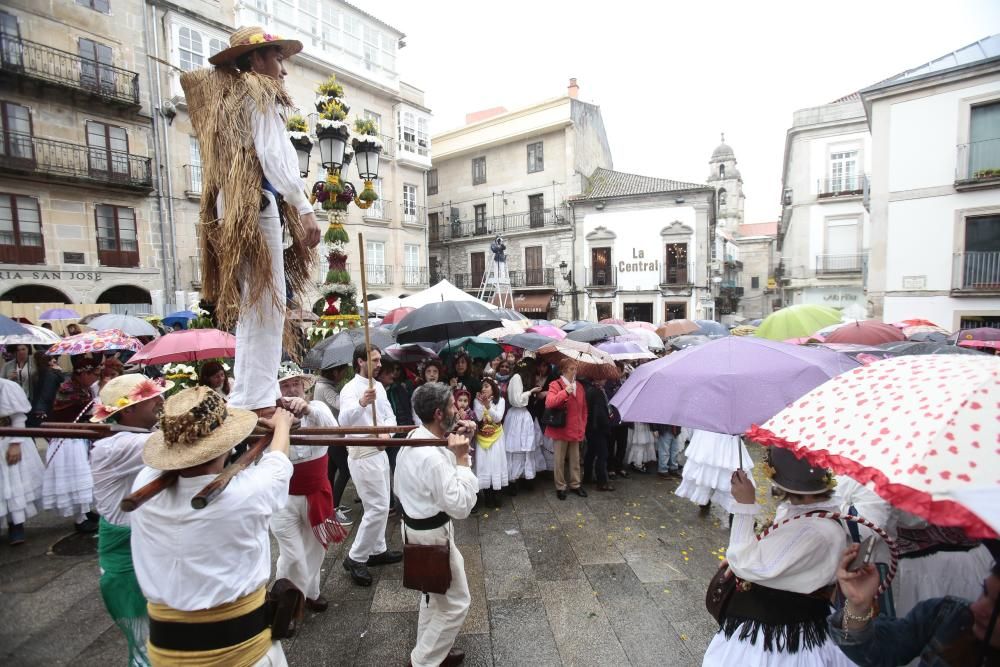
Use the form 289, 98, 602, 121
0, 314, 30, 336
162, 310, 196, 329
693, 319, 728, 337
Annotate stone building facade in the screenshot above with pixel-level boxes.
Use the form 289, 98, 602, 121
732, 221, 779, 320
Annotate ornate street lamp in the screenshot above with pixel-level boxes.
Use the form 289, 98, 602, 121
317, 121, 348, 171
286, 114, 314, 178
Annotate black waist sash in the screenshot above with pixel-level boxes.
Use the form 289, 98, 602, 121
720, 582, 835, 654
402, 511, 449, 531
149, 603, 269, 652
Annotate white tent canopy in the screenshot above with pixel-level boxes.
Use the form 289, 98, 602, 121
365, 279, 497, 317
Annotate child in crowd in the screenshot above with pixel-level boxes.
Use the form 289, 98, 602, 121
473, 378, 508, 507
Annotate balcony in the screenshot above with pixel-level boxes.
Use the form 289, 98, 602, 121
956, 139, 1000, 190
429, 270, 446, 285
723, 254, 743, 270
362, 199, 392, 223
365, 264, 393, 287
0, 131, 153, 192
396, 136, 431, 167
184, 164, 202, 198
429, 206, 569, 242
401, 203, 425, 227
584, 267, 617, 289
401, 266, 428, 287
0, 36, 141, 110
815, 253, 867, 275
509, 268, 555, 288
452, 273, 482, 291
659, 266, 690, 286
719, 281, 745, 297
817, 175, 867, 199
380, 134, 396, 159
953, 250, 1000, 294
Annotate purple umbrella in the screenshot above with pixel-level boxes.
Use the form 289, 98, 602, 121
595, 340, 655, 361
610, 336, 859, 434
39, 308, 80, 320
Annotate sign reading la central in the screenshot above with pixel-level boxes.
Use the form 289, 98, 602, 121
618, 248, 660, 273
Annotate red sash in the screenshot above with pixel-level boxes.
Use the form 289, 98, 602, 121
288, 454, 343, 547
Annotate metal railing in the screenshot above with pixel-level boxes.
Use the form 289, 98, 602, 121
452, 273, 484, 291
719, 282, 745, 296
365, 264, 393, 286
429, 270, 446, 284
509, 268, 555, 287
724, 254, 743, 269
660, 265, 689, 285
429, 206, 569, 242
817, 174, 868, 197
953, 250, 1000, 290
956, 139, 1000, 181
0, 131, 152, 189
379, 134, 395, 159
401, 266, 428, 286
0, 35, 140, 107
362, 198, 391, 222
401, 203, 425, 226
184, 164, 202, 195
815, 253, 868, 274
584, 266, 617, 288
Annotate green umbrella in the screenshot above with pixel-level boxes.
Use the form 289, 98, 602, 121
755, 304, 842, 341
437, 336, 502, 360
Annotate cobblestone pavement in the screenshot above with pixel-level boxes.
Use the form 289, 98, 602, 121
0, 445, 776, 666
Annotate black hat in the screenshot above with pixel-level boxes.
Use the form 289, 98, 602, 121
767, 446, 836, 495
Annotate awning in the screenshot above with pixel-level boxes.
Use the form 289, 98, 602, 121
492, 291, 553, 313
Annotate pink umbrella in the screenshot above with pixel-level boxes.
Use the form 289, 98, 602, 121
383, 306, 416, 325
130, 329, 237, 364
526, 324, 566, 340
624, 321, 656, 331
958, 339, 1000, 351
600, 318, 627, 325
824, 320, 906, 345
784, 335, 825, 345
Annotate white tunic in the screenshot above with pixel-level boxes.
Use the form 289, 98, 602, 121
90, 429, 151, 527
0, 379, 43, 525
130, 451, 292, 611
287, 400, 337, 464
247, 101, 313, 216
395, 424, 478, 520
338, 374, 396, 460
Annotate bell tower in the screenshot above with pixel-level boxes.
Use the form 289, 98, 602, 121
707, 133, 744, 234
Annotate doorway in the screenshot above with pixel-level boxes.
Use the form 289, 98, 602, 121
591, 247, 612, 286
623, 303, 652, 322
595, 302, 612, 321
664, 302, 687, 321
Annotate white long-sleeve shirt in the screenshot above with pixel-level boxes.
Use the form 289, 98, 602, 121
91, 429, 152, 527
473, 397, 505, 423
249, 102, 313, 216
506, 374, 532, 409
395, 424, 478, 520
288, 400, 338, 464
338, 374, 396, 459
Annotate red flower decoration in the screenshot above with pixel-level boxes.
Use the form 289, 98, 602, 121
127, 379, 164, 402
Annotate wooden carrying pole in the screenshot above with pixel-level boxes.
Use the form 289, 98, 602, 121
356, 231, 378, 427
0, 424, 417, 441
190, 431, 275, 509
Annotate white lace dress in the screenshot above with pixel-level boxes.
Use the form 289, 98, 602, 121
674, 430, 753, 512
0, 379, 44, 526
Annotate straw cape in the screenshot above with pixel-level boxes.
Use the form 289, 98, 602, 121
91, 375, 173, 423
143, 387, 257, 471
180, 58, 314, 340
208, 26, 302, 66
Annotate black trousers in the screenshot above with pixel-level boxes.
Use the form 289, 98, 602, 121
328, 445, 350, 507
610, 424, 628, 472
583, 431, 609, 484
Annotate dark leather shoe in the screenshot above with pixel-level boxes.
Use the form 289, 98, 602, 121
441, 648, 466, 666
366, 550, 403, 566
305, 596, 328, 612
572, 487, 588, 498
557, 490, 567, 500
596, 484, 615, 492
343, 557, 373, 586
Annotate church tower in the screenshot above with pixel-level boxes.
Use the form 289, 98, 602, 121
707, 133, 744, 234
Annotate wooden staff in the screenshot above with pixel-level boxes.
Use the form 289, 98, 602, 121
120, 472, 179, 512
0, 427, 109, 439
357, 231, 378, 427
191, 431, 276, 510
263, 436, 446, 446
250, 425, 413, 436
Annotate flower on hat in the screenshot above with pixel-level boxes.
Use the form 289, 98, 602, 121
92, 403, 114, 421
128, 378, 165, 402
116, 397, 131, 408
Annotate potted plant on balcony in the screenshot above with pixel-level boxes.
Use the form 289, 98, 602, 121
974, 167, 1000, 180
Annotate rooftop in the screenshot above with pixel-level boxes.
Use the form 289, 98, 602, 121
737, 221, 778, 237
578, 167, 707, 200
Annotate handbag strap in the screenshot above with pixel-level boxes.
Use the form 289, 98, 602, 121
756, 510, 898, 595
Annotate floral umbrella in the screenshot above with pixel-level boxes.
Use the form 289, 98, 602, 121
748, 355, 1000, 538
46, 328, 142, 356
537, 339, 620, 381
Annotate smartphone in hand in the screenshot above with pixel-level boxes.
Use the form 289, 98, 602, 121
848, 535, 877, 572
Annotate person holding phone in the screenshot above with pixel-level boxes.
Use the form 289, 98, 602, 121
703, 446, 854, 666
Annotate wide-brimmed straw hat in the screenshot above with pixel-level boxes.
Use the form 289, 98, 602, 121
277, 361, 315, 389
766, 446, 836, 495
208, 26, 303, 66
143, 386, 257, 471
91, 374, 173, 423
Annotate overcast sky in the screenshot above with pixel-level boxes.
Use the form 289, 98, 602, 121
368, 0, 999, 224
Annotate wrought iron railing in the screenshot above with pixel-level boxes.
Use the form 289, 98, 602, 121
362, 198, 391, 222
817, 174, 867, 197
429, 270, 446, 284
584, 266, 617, 288
0, 35, 140, 107
953, 250, 1000, 290
452, 273, 482, 290
380, 134, 396, 159
184, 164, 202, 194
509, 268, 555, 287
956, 139, 1000, 182
401, 203, 425, 226
815, 253, 867, 274
401, 266, 428, 286
660, 266, 690, 285
365, 264, 392, 286
429, 206, 569, 242
0, 131, 152, 189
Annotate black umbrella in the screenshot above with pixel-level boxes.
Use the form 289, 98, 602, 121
876, 341, 988, 357
561, 320, 597, 332
394, 301, 502, 345
496, 308, 528, 322
565, 324, 625, 344
303, 326, 396, 370
500, 332, 555, 351
906, 331, 949, 343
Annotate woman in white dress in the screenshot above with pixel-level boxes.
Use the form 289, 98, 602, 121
626, 421, 655, 472
705, 446, 857, 667
473, 377, 508, 507
676, 429, 754, 515
504, 358, 542, 493
0, 378, 44, 545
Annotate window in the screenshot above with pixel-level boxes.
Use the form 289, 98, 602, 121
623, 303, 653, 323
719, 164, 725, 179
86, 120, 129, 180
364, 178, 385, 219
427, 169, 438, 195
176, 25, 226, 72
364, 110, 382, 134
365, 240, 387, 285
751, 276, 760, 289
188, 136, 202, 192
428, 212, 440, 241
95, 204, 138, 267
595, 303, 612, 320
524, 246, 543, 285
474, 204, 487, 235
969, 102, 1000, 177
664, 243, 688, 284
718, 188, 727, 209
380, 32, 396, 72
961, 214, 1000, 289
417, 117, 428, 155
820, 217, 861, 272
0, 101, 33, 163
77, 0, 110, 13
470, 251, 485, 288
591, 247, 612, 286
321, 3, 341, 48
830, 150, 858, 192
398, 110, 416, 152
664, 303, 686, 321
343, 14, 362, 55
528, 193, 544, 228
0, 193, 43, 264
527, 141, 544, 173
403, 183, 418, 222
0, 12, 22, 69
79, 38, 115, 94
363, 24, 379, 71
472, 156, 486, 185
404, 244, 420, 284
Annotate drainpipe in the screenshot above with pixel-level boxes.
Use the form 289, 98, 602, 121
141, 0, 171, 296
569, 200, 579, 320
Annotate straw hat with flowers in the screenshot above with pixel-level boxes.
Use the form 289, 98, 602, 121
143, 386, 258, 471
277, 361, 315, 389
208, 26, 303, 66
91, 374, 173, 423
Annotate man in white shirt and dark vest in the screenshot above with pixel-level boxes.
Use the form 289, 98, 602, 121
397, 382, 479, 667
130, 387, 295, 666
338, 344, 401, 586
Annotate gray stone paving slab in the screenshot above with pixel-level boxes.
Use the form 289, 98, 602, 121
371, 577, 421, 612
672, 616, 724, 659
537, 578, 630, 667
488, 598, 562, 667
564, 523, 625, 565
452, 632, 494, 667
480, 529, 539, 600
453, 513, 480, 545
72, 625, 129, 667
475, 505, 521, 533
458, 544, 489, 635
352, 611, 419, 666
516, 510, 559, 532
286, 599, 370, 667
522, 529, 583, 581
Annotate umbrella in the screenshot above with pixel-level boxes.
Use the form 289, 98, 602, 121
394, 301, 502, 345
436, 336, 502, 360
748, 356, 1000, 538
0, 323, 63, 345
614, 327, 664, 351
537, 339, 619, 380
600, 317, 626, 325
496, 308, 529, 322
77, 312, 107, 325
480, 320, 528, 340
815, 319, 864, 337
784, 335, 825, 345
287, 307, 319, 322
953, 327, 1000, 343
565, 324, 625, 344
669, 334, 712, 350
549, 318, 568, 328
892, 318, 942, 329
47, 328, 143, 356
958, 339, 1000, 351
750, 319, 763, 327
383, 343, 439, 365
162, 310, 197, 329
382, 307, 416, 325
878, 341, 988, 357
561, 320, 597, 333
906, 331, 949, 343
130, 329, 237, 364
526, 324, 566, 340
0, 315, 29, 337
499, 332, 555, 352
824, 320, 906, 345
901, 324, 948, 339
755, 304, 842, 341
87, 314, 160, 338
730, 325, 758, 337
610, 336, 857, 434
303, 326, 396, 370
596, 341, 656, 362
39, 308, 79, 320
656, 319, 699, 339
693, 320, 728, 337
624, 321, 656, 332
